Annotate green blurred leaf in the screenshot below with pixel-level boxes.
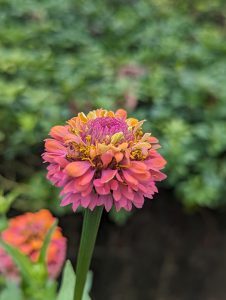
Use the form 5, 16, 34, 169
0, 282, 23, 300
0, 239, 33, 284
57, 260, 75, 300
57, 260, 93, 300
38, 220, 57, 266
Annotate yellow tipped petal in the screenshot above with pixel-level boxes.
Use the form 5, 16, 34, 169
97, 143, 110, 154
111, 132, 124, 144
126, 118, 139, 127
115, 109, 127, 119
107, 111, 115, 117
78, 112, 88, 122
133, 142, 152, 150
87, 111, 97, 119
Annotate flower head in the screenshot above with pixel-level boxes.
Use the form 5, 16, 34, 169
0, 209, 66, 281
43, 109, 167, 212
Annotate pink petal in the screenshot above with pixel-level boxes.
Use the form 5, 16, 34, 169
105, 196, 113, 212
114, 152, 124, 163
100, 169, 117, 183
116, 173, 124, 183
81, 185, 93, 197
131, 171, 151, 181
130, 161, 147, 173
45, 139, 66, 154
133, 194, 144, 208
101, 152, 113, 167
78, 170, 95, 186
49, 125, 68, 141
65, 161, 91, 177
110, 180, 118, 191
125, 201, 132, 211
122, 170, 138, 186
81, 196, 91, 208
148, 157, 167, 170
95, 183, 110, 195
113, 189, 122, 202
89, 194, 98, 210
98, 195, 113, 212
72, 201, 80, 212
150, 170, 167, 181
93, 179, 103, 187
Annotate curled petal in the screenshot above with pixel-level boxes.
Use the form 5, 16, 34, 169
122, 170, 138, 186
100, 169, 118, 184
101, 152, 113, 167
78, 170, 95, 186
50, 126, 69, 141
65, 161, 91, 177
45, 139, 66, 154
115, 109, 127, 119
130, 161, 147, 173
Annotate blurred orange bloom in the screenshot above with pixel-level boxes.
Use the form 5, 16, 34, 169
0, 209, 66, 281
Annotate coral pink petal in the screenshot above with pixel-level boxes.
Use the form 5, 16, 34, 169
113, 189, 122, 202
150, 157, 167, 169
133, 194, 144, 208
88, 194, 98, 210
95, 183, 111, 195
78, 170, 95, 186
116, 173, 124, 183
115, 109, 127, 120
93, 179, 103, 188
65, 161, 91, 177
131, 171, 151, 181
99, 195, 113, 212
101, 152, 113, 167
100, 169, 118, 184
110, 180, 119, 191
60, 193, 79, 206
50, 126, 68, 141
126, 201, 133, 211
81, 196, 91, 208
81, 185, 93, 197
130, 161, 148, 173
72, 201, 80, 212
122, 170, 138, 186
45, 139, 66, 154
54, 157, 68, 167
150, 170, 167, 181
114, 152, 124, 163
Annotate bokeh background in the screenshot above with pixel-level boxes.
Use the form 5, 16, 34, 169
1, 0, 226, 299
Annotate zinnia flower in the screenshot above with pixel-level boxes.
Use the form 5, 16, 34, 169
0, 209, 66, 281
43, 109, 167, 212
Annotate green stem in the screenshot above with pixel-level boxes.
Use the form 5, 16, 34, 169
74, 206, 103, 300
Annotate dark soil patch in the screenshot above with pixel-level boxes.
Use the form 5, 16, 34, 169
60, 189, 226, 300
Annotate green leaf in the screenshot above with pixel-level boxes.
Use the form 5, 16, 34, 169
38, 220, 58, 266
57, 260, 93, 300
0, 282, 23, 300
0, 239, 33, 284
83, 271, 93, 300
57, 260, 75, 300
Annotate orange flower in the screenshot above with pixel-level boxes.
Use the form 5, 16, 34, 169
0, 210, 66, 281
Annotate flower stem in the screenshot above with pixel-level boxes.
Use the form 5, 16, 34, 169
74, 206, 103, 300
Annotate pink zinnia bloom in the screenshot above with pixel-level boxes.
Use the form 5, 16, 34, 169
43, 109, 167, 212
0, 210, 67, 281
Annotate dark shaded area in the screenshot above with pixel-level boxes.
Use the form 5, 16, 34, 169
60, 190, 226, 300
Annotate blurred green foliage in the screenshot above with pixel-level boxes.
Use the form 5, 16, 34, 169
0, 0, 226, 211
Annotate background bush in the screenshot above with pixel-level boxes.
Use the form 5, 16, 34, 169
0, 0, 226, 211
